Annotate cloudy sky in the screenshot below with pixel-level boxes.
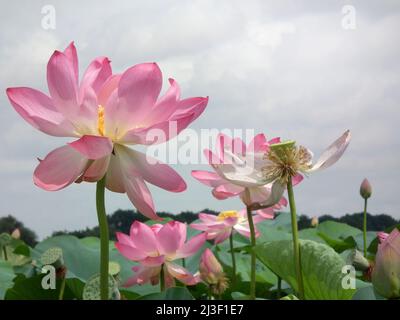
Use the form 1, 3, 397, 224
0, 0, 399, 238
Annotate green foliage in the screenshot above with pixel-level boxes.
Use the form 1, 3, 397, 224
255, 240, 356, 300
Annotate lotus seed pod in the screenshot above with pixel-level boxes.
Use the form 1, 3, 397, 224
83, 273, 120, 300
311, 217, 319, 227
360, 178, 372, 199
11, 228, 21, 239
347, 249, 370, 271
40, 247, 64, 270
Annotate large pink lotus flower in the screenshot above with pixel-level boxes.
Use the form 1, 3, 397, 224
192, 133, 297, 208
191, 208, 280, 244
6, 42, 208, 219
115, 220, 206, 288
372, 229, 400, 298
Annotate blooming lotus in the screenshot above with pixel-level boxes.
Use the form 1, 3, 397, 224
191, 209, 278, 244
261, 130, 351, 187
115, 221, 206, 287
200, 248, 228, 295
192, 133, 295, 207
6, 42, 208, 220
372, 229, 400, 298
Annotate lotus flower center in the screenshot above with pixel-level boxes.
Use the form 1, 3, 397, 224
97, 105, 105, 136
217, 210, 239, 221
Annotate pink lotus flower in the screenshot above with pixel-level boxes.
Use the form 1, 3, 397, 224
200, 248, 228, 294
115, 220, 206, 288
372, 229, 400, 298
6, 42, 208, 220
191, 208, 277, 244
192, 133, 295, 208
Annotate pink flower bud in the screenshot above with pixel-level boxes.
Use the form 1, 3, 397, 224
200, 248, 228, 294
11, 228, 21, 239
360, 178, 372, 199
311, 216, 319, 227
372, 229, 400, 298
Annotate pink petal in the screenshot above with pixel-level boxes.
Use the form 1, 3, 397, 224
234, 224, 252, 238
198, 213, 218, 223
120, 111, 196, 145
175, 232, 207, 259
124, 265, 161, 287
63, 42, 79, 84
47, 50, 79, 119
33, 145, 88, 191
79, 57, 112, 98
292, 174, 304, 186
146, 78, 181, 124
268, 137, 281, 145
116, 232, 135, 247
248, 133, 268, 153
171, 96, 208, 123
6, 87, 75, 137
157, 221, 187, 255
256, 207, 275, 219
116, 146, 186, 192
214, 229, 232, 244
129, 221, 159, 254
123, 175, 160, 220
105, 152, 125, 193
81, 156, 110, 182
191, 170, 225, 187
68, 135, 113, 160
117, 62, 162, 128
115, 242, 147, 261
165, 262, 199, 285
141, 255, 165, 266
308, 130, 351, 173
97, 74, 121, 107
212, 183, 244, 200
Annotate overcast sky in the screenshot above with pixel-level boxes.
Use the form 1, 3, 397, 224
0, 0, 399, 238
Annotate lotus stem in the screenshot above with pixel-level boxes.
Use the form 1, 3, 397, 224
58, 276, 66, 300
245, 190, 257, 300
277, 276, 282, 299
160, 264, 165, 292
287, 178, 305, 300
2, 246, 7, 261
229, 232, 237, 287
96, 175, 109, 300
363, 198, 368, 257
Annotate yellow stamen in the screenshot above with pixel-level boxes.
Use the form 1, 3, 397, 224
217, 210, 239, 221
97, 105, 105, 136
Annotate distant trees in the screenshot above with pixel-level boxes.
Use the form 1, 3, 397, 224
0, 215, 38, 246
2, 210, 398, 244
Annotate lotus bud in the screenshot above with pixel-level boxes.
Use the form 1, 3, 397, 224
11, 228, 21, 239
200, 249, 229, 295
347, 249, 370, 271
311, 216, 319, 227
372, 229, 400, 298
360, 178, 372, 199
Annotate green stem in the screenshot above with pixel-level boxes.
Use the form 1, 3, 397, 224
96, 175, 109, 300
277, 276, 282, 299
229, 232, 237, 287
58, 276, 66, 300
2, 246, 7, 261
245, 194, 257, 300
363, 198, 368, 258
287, 179, 305, 300
182, 258, 185, 268
160, 264, 165, 292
